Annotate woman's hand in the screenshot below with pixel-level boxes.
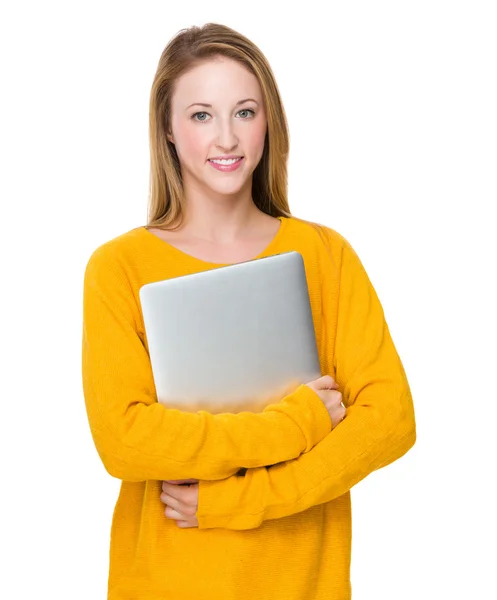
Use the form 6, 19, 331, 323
160, 479, 199, 528
159, 376, 344, 526
304, 374, 346, 428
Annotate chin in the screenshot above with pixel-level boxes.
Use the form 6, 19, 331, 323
208, 185, 246, 197
204, 176, 250, 193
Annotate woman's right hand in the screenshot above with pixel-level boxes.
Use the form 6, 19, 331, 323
304, 374, 346, 429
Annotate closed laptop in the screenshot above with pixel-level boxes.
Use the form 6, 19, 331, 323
139, 251, 321, 414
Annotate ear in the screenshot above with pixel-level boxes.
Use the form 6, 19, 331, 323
167, 131, 174, 144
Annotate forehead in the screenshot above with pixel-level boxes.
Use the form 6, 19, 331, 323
172, 57, 261, 104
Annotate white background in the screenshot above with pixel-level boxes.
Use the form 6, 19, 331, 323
1, 1, 496, 598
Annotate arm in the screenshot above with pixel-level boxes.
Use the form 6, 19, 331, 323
196, 235, 416, 530
81, 246, 332, 483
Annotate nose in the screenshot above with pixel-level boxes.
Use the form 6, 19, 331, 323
215, 118, 239, 152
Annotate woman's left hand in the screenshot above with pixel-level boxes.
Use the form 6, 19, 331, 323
160, 479, 199, 528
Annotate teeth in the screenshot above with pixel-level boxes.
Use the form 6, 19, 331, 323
210, 157, 241, 165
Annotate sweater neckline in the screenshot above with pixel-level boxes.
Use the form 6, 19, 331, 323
139, 216, 288, 268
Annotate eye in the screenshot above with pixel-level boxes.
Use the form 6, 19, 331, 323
191, 112, 211, 122
190, 109, 256, 123
237, 109, 255, 119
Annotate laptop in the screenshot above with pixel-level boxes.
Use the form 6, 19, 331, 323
138, 251, 321, 414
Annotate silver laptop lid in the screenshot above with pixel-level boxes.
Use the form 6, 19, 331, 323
139, 251, 321, 413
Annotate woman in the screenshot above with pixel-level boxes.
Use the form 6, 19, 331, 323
81, 22, 416, 600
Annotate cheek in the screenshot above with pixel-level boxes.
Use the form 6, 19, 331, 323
175, 124, 208, 161
249, 122, 268, 159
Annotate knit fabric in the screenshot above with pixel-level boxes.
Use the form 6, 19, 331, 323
81, 215, 416, 599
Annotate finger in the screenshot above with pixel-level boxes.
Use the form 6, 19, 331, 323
176, 519, 198, 528
161, 491, 197, 517
162, 482, 198, 507
160, 492, 183, 512
318, 379, 339, 390
164, 479, 198, 485
162, 482, 190, 499
165, 506, 186, 520
161, 482, 179, 500
168, 481, 199, 501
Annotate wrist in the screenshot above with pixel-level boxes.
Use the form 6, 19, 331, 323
267, 383, 332, 451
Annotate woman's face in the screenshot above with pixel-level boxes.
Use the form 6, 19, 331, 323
167, 56, 267, 199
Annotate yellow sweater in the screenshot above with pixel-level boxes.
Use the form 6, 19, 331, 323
81, 215, 416, 600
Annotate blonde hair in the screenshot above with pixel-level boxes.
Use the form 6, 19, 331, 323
146, 22, 337, 271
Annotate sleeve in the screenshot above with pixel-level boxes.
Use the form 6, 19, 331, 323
195, 235, 417, 529
81, 246, 332, 482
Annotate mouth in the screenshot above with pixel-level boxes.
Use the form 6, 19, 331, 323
207, 156, 244, 172
208, 156, 243, 165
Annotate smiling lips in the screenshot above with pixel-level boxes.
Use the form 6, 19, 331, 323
208, 157, 244, 171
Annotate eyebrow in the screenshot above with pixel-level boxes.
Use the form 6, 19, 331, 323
185, 98, 259, 111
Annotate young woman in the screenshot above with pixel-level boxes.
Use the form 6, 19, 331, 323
82, 22, 416, 600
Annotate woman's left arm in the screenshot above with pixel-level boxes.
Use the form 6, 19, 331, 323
196, 235, 417, 530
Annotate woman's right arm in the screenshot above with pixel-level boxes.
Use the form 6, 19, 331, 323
81, 247, 332, 483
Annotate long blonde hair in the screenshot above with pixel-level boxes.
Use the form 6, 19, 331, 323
146, 22, 337, 271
